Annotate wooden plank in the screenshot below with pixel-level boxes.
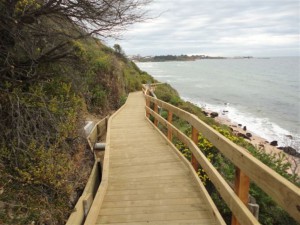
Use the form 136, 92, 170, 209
110, 157, 179, 167
97, 211, 213, 224
109, 143, 165, 149
99, 204, 207, 216
83, 193, 93, 216
232, 168, 250, 225
108, 176, 193, 188
110, 137, 166, 144
109, 168, 190, 179
97, 117, 107, 138
96, 219, 216, 225
146, 95, 300, 222
107, 182, 197, 191
154, 102, 159, 126
110, 162, 186, 173
105, 186, 200, 196
103, 190, 202, 202
167, 111, 173, 140
101, 198, 203, 208
191, 127, 200, 171
108, 174, 193, 184
87, 117, 108, 151
110, 152, 176, 160
66, 196, 85, 225
66, 158, 100, 225
110, 151, 178, 159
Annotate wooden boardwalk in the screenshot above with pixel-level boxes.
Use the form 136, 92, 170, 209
85, 92, 223, 225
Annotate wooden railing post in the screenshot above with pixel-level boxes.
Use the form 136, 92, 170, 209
167, 111, 173, 141
154, 103, 158, 126
191, 127, 199, 171
232, 167, 250, 225
146, 98, 150, 118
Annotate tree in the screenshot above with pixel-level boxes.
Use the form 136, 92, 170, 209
113, 44, 122, 54
0, 0, 151, 86
113, 43, 125, 57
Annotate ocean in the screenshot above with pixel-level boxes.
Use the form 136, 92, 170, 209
136, 57, 300, 150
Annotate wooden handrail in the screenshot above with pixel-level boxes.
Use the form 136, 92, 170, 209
66, 160, 101, 225
87, 117, 108, 151
144, 93, 300, 224
66, 117, 108, 225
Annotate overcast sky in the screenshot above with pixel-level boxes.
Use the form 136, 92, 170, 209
106, 0, 300, 57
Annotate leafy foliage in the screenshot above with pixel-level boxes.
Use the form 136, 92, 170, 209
0, 78, 91, 224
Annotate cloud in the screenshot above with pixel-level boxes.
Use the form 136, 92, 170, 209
106, 0, 300, 56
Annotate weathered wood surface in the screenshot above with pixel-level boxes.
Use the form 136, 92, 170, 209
87, 117, 108, 151
85, 92, 224, 225
66, 160, 101, 225
67, 116, 108, 225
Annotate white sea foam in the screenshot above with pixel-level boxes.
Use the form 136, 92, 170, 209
182, 96, 300, 150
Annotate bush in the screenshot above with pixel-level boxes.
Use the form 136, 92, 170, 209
0, 78, 89, 224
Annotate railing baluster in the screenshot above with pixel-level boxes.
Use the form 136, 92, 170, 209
167, 111, 173, 140
154, 103, 158, 126
146, 98, 150, 118
232, 168, 250, 225
191, 126, 199, 171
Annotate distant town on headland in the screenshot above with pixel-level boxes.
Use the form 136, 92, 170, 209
131, 54, 254, 62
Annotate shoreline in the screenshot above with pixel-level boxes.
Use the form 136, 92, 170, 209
208, 112, 300, 176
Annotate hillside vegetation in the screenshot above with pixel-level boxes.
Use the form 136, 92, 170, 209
0, 36, 154, 224
0, 0, 154, 223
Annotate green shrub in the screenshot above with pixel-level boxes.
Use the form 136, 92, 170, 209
93, 56, 112, 72
91, 86, 108, 109
119, 95, 128, 106
0, 77, 88, 224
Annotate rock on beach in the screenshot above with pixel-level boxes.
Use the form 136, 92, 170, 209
270, 140, 278, 146
278, 146, 300, 158
210, 112, 219, 118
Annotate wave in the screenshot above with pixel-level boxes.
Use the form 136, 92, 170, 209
182, 96, 300, 151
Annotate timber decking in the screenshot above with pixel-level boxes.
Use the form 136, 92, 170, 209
88, 92, 221, 225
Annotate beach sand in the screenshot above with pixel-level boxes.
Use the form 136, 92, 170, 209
211, 113, 300, 176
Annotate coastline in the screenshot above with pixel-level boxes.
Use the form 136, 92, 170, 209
152, 82, 300, 177
211, 112, 300, 176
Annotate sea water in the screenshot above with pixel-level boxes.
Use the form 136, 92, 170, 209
136, 57, 300, 150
